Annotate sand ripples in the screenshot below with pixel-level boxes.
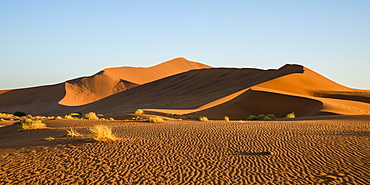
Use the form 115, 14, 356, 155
1, 119, 369, 184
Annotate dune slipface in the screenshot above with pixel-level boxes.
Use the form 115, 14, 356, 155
0, 58, 369, 118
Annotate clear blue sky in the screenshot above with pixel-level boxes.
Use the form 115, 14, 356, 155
1, 0, 369, 90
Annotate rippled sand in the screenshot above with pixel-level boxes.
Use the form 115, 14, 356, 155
1, 116, 369, 184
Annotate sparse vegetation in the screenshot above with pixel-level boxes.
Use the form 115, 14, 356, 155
0, 118, 5, 122
44, 136, 55, 141
89, 125, 118, 142
0, 113, 16, 117
247, 115, 257, 120
286, 112, 296, 118
149, 117, 164, 123
263, 116, 272, 121
199, 116, 209, 121
224, 116, 230, 122
266, 114, 276, 118
18, 119, 47, 131
257, 114, 266, 119
135, 109, 144, 114
54, 116, 62, 120
66, 128, 82, 137
14, 111, 27, 117
84, 112, 99, 120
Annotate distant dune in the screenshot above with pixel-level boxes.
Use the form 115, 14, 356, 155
0, 58, 369, 119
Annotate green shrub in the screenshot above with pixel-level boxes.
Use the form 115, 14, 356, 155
135, 109, 144, 114
89, 125, 118, 142
18, 119, 47, 131
257, 114, 266, 119
266, 114, 276, 118
286, 112, 295, 118
247, 115, 257, 120
84, 112, 99, 120
14, 111, 27, 117
263, 116, 272, 121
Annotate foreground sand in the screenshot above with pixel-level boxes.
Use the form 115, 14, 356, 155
1, 116, 369, 184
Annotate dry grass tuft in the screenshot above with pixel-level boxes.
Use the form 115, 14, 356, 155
18, 119, 47, 131
224, 116, 230, 122
199, 116, 209, 121
89, 125, 118, 142
84, 112, 99, 120
44, 136, 55, 141
135, 109, 144, 114
66, 128, 82, 137
286, 112, 296, 118
149, 117, 164, 123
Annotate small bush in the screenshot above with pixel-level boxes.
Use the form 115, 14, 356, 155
14, 111, 27, 117
66, 128, 82, 137
0, 118, 5, 122
149, 117, 164, 123
257, 114, 266, 119
224, 116, 230, 122
84, 112, 99, 120
63, 114, 74, 119
89, 125, 118, 142
109, 118, 114, 121
135, 109, 144, 114
18, 119, 47, 131
247, 115, 257, 120
263, 116, 272, 121
69, 113, 82, 118
54, 116, 62, 120
199, 116, 209, 121
286, 112, 295, 118
266, 114, 276, 118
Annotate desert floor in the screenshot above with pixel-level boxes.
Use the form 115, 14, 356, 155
0, 115, 369, 184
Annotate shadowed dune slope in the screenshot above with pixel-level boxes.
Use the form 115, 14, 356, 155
77, 64, 305, 115
59, 57, 211, 106
0, 58, 211, 113
143, 67, 370, 119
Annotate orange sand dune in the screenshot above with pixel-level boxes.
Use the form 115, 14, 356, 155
0, 59, 369, 119
60, 57, 211, 106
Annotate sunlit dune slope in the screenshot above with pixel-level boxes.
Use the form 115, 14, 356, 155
78, 64, 305, 115
59, 57, 211, 106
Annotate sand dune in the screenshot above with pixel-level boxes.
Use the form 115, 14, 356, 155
1, 116, 369, 184
0, 59, 369, 119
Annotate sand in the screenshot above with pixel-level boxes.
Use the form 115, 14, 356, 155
1, 115, 369, 184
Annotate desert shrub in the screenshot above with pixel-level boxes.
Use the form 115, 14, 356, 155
0, 113, 15, 117
89, 125, 118, 142
14, 111, 27, 117
224, 116, 230, 122
84, 112, 99, 120
199, 116, 209, 121
0, 118, 5, 122
286, 112, 295, 118
54, 116, 62, 120
66, 128, 82, 137
247, 115, 257, 120
18, 119, 46, 131
266, 114, 276, 118
69, 113, 82, 118
135, 109, 144, 114
109, 118, 114, 121
63, 114, 74, 119
149, 117, 164, 123
263, 116, 272, 121
257, 114, 266, 119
